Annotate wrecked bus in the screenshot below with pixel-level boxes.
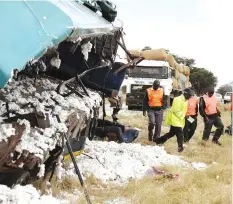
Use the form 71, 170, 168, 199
0, 0, 139, 189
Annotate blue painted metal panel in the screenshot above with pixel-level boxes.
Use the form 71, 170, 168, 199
0, 1, 73, 88
105, 68, 127, 92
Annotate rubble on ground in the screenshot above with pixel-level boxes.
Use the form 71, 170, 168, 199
0, 78, 101, 176
63, 139, 189, 184
0, 184, 68, 204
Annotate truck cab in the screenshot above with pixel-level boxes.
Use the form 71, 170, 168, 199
224, 92, 233, 104
124, 60, 173, 110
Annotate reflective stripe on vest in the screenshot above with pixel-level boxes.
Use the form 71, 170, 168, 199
203, 95, 217, 115
147, 88, 163, 107
186, 97, 197, 116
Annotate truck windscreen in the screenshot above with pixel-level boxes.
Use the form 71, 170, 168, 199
128, 66, 168, 78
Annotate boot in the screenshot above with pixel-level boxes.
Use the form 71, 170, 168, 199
148, 135, 153, 142
212, 139, 221, 146
178, 146, 184, 153
148, 124, 154, 142
152, 135, 159, 142
154, 136, 167, 145
112, 114, 118, 122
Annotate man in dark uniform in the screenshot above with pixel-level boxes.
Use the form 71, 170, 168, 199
199, 87, 224, 145
143, 80, 167, 141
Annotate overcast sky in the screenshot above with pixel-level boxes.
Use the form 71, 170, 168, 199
112, 0, 233, 88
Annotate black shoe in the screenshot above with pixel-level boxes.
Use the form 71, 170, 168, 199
152, 136, 159, 142
178, 146, 184, 153
112, 114, 118, 121
148, 136, 153, 142
154, 137, 166, 145
212, 140, 221, 146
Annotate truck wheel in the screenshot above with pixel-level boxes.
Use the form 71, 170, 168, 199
224, 100, 227, 104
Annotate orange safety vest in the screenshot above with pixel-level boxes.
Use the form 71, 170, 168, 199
186, 97, 197, 116
203, 95, 217, 115
147, 87, 163, 107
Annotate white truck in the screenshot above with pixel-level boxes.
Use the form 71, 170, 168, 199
224, 92, 233, 104
123, 60, 178, 110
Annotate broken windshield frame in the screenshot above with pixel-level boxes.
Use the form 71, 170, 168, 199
127, 66, 168, 79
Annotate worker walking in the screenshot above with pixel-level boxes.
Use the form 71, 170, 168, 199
155, 88, 193, 152
230, 93, 232, 123
199, 87, 224, 145
230, 93, 232, 135
183, 91, 198, 142
225, 93, 232, 135
143, 80, 167, 141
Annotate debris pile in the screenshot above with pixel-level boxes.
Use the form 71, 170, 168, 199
0, 184, 68, 204
0, 78, 101, 180
64, 140, 189, 184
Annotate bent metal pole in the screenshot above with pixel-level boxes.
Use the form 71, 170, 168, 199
56, 115, 92, 204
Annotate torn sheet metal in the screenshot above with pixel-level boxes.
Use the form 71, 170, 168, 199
0, 0, 122, 88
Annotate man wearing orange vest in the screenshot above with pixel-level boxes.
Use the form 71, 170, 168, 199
183, 91, 198, 142
229, 93, 232, 135
199, 87, 224, 145
143, 80, 167, 141
230, 93, 232, 112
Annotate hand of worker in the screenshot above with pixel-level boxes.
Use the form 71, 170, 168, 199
217, 109, 221, 117
111, 90, 118, 98
143, 111, 147, 117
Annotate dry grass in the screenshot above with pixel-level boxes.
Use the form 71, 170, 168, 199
113, 104, 232, 204
35, 102, 232, 204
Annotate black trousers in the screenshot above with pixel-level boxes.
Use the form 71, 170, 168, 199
203, 115, 224, 141
183, 116, 197, 142
95, 120, 125, 143
155, 126, 183, 148
95, 126, 124, 143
